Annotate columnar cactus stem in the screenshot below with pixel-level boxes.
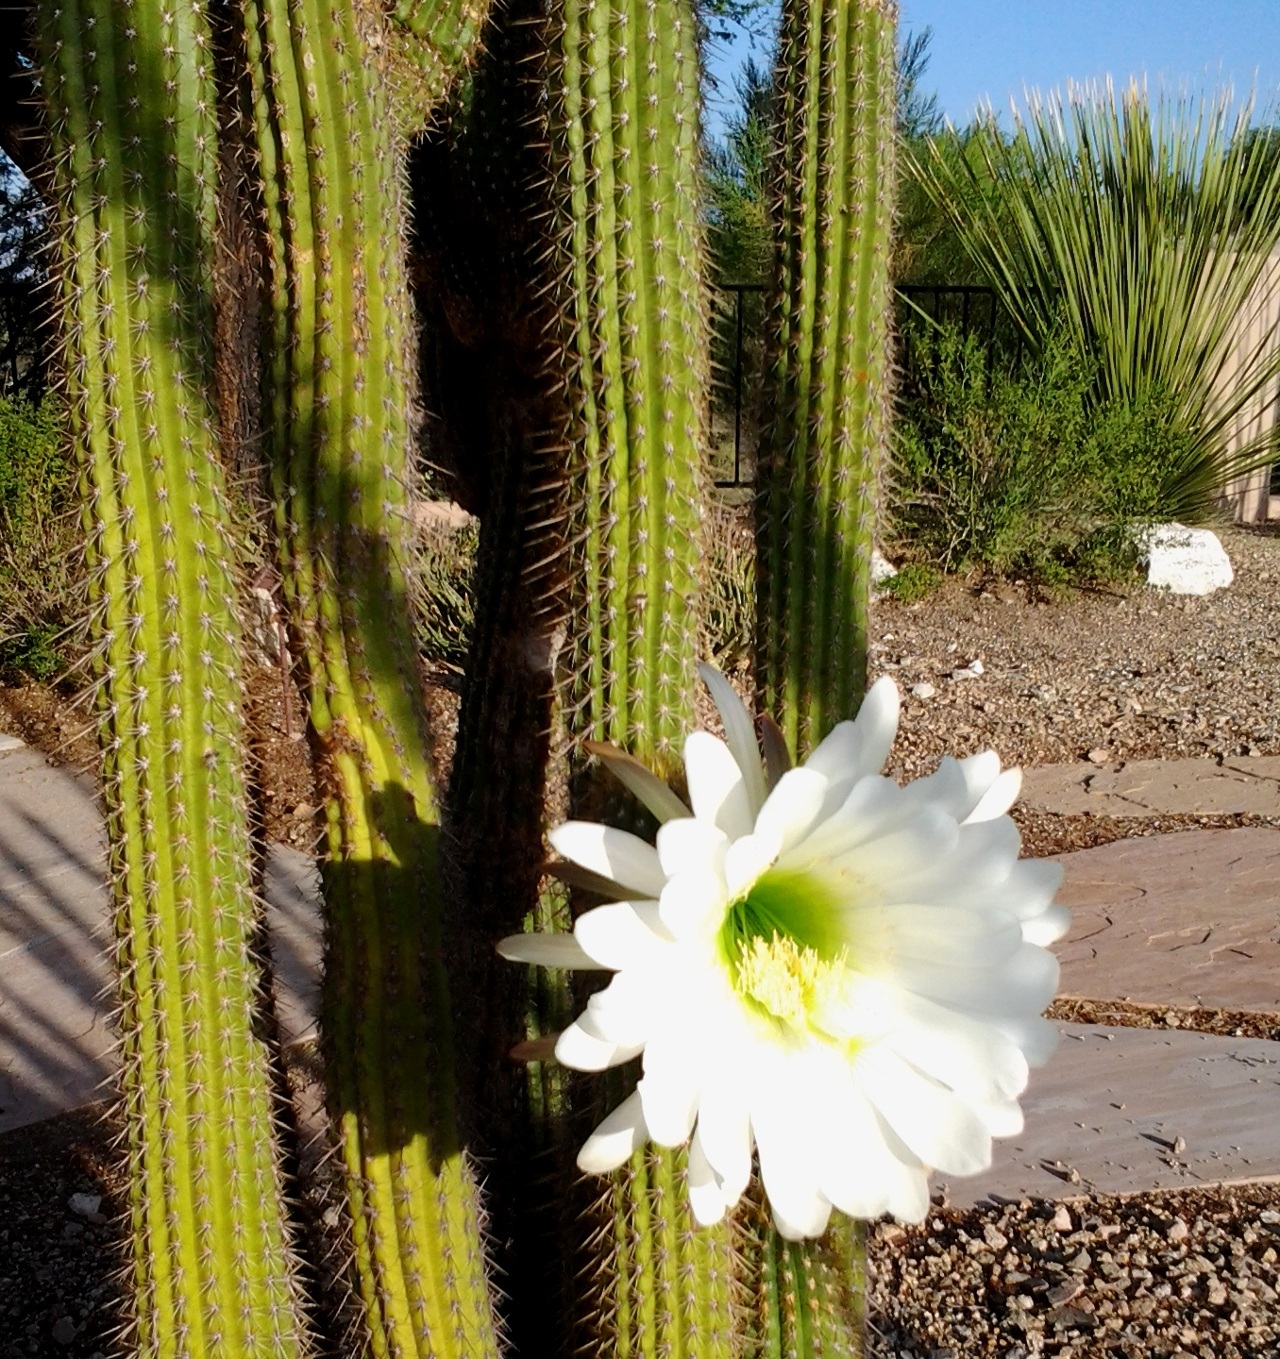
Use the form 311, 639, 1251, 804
243, 1, 499, 1355
756, 0, 897, 756
37, 1, 309, 1354
751, 3, 897, 1354
539, 0, 739, 1351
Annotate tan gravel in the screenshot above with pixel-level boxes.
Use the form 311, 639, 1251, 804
867, 1183, 1280, 1359
871, 526, 1280, 784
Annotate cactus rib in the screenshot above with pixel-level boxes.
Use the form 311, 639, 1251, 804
750, 2, 898, 1354
243, 1, 499, 1355
37, 0, 309, 1353
537, 0, 739, 1352
756, 0, 897, 755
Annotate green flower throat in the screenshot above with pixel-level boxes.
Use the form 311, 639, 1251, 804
718, 868, 849, 1032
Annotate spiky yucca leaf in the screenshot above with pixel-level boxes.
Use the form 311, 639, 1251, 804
909, 83, 1280, 521
38, 0, 309, 1353
243, 2, 500, 1355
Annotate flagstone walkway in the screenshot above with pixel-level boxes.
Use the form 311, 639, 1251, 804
3, 735, 1279, 1212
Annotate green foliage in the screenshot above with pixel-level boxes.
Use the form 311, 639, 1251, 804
910, 84, 1280, 513
882, 561, 940, 603
0, 396, 79, 680
888, 322, 1200, 583
701, 505, 756, 667
416, 518, 478, 668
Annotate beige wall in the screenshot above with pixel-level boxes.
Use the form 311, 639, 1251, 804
1219, 249, 1280, 523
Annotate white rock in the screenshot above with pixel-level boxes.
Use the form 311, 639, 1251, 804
871, 550, 898, 585
1139, 523, 1233, 596
951, 660, 985, 681
910, 682, 937, 700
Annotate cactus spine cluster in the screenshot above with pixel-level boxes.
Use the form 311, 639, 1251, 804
757, 0, 897, 756
242, 1, 499, 1355
538, 0, 739, 1351
38, 0, 308, 1353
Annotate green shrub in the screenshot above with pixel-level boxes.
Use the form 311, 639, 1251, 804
882, 561, 941, 602
414, 516, 478, 670
701, 504, 755, 666
887, 322, 1199, 584
0, 396, 81, 681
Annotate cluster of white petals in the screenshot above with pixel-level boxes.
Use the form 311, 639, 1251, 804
500, 667, 1069, 1240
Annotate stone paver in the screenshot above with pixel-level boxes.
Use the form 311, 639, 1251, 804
944, 1023, 1280, 1208
1053, 827, 1280, 1012
0, 741, 321, 1134
1022, 755, 1280, 818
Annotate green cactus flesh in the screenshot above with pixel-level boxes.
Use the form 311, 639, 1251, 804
38, 0, 308, 1354
243, 1, 499, 1355
540, 0, 738, 1352
749, 2, 898, 1353
756, 0, 897, 757
550, 0, 707, 773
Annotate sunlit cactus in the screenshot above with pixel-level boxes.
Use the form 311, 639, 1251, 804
757, 0, 897, 756
36, 0, 309, 1353
751, 1, 898, 1353
242, 1, 499, 1355
540, 0, 739, 1351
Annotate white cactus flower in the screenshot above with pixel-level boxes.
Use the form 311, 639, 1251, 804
500, 665, 1069, 1241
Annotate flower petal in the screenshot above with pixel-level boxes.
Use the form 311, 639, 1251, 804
578, 1091, 649, 1173
584, 739, 692, 823
637, 1056, 699, 1147
888, 941, 1060, 1020
858, 1047, 993, 1178
754, 1089, 834, 1240
1021, 902, 1071, 946
695, 1085, 753, 1203
574, 901, 673, 968
582, 969, 662, 1046
659, 868, 728, 940
805, 677, 899, 785
699, 663, 768, 816
683, 730, 755, 839
687, 1129, 733, 1227
860, 903, 1025, 970
964, 766, 1022, 823
497, 933, 608, 970
656, 817, 729, 879
548, 821, 667, 898
755, 767, 831, 856
555, 1021, 644, 1071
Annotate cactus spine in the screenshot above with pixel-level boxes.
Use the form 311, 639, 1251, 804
243, 1, 498, 1355
540, 0, 738, 1352
751, 2, 898, 1354
756, 0, 897, 755
38, 1, 308, 1354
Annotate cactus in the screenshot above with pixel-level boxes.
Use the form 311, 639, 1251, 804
37, 1, 309, 1354
242, 1, 499, 1355
756, 0, 897, 756
751, 1, 898, 1354
541, 0, 739, 1352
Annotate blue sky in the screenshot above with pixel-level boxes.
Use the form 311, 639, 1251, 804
704, 1, 1280, 136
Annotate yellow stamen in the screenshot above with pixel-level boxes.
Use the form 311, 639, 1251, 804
734, 932, 847, 1031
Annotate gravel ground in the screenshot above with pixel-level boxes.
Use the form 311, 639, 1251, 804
867, 1183, 1280, 1359
871, 526, 1280, 782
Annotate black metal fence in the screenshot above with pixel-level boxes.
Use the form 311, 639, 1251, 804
710, 282, 1022, 489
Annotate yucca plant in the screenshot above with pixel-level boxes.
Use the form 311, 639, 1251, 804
910, 82, 1280, 521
